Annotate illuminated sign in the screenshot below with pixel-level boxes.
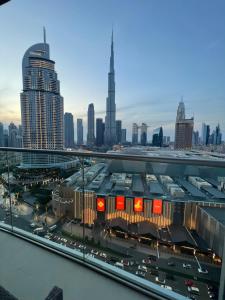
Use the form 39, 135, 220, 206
116, 195, 125, 210
97, 197, 105, 212
134, 197, 143, 212
152, 199, 163, 214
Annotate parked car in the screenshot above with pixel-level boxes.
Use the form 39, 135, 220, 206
182, 263, 192, 269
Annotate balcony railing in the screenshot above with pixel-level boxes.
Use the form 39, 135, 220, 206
0, 147, 225, 300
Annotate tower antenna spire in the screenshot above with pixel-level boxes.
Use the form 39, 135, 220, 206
43, 26, 46, 44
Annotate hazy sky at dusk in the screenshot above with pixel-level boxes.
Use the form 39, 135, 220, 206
0, 0, 225, 141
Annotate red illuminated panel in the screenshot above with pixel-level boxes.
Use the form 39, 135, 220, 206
116, 195, 125, 210
97, 197, 105, 212
152, 199, 163, 214
134, 197, 143, 212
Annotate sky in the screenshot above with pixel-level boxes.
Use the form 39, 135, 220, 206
0, 0, 225, 141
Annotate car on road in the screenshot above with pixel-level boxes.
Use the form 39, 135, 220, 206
30, 222, 37, 228
135, 270, 146, 278
188, 286, 200, 295
114, 262, 124, 269
155, 276, 165, 284
160, 285, 172, 291
167, 261, 175, 267
142, 258, 151, 265
182, 263, 192, 269
185, 279, 193, 287
138, 265, 147, 272
91, 249, 99, 255
198, 267, 208, 274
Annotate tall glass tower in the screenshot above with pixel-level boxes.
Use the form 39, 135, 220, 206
104, 31, 116, 146
20, 28, 64, 150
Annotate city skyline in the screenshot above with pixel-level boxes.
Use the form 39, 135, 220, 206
0, 0, 225, 141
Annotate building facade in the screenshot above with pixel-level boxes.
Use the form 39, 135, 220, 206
64, 112, 74, 148
20, 32, 64, 150
121, 129, 127, 144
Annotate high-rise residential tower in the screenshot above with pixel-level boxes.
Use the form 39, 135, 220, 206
121, 129, 127, 144
140, 123, 148, 146
116, 120, 122, 144
96, 118, 105, 147
132, 123, 138, 145
87, 103, 95, 146
64, 112, 74, 148
152, 127, 163, 147
104, 32, 116, 146
77, 118, 83, 145
20, 29, 64, 150
0, 122, 3, 147
174, 100, 194, 149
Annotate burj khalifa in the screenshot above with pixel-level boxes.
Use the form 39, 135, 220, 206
104, 32, 116, 146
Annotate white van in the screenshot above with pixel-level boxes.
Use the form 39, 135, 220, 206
114, 262, 124, 269
188, 286, 200, 295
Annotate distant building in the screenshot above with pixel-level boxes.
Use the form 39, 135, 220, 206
3, 129, 8, 147
163, 136, 170, 146
152, 127, 163, 147
140, 123, 147, 146
8, 123, 22, 148
87, 103, 95, 146
77, 119, 83, 145
20, 29, 64, 150
192, 130, 199, 146
96, 118, 105, 147
121, 129, 127, 144
215, 124, 222, 145
132, 123, 138, 145
64, 112, 74, 148
116, 120, 122, 144
0, 122, 3, 147
174, 101, 194, 149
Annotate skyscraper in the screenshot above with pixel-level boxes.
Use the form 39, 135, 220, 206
121, 129, 127, 144
96, 118, 105, 147
64, 112, 74, 148
8, 123, 22, 148
192, 130, 199, 146
140, 123, 148, 146
87, 103, 95, 146
152, 127, 163, 147
104, 32, 116, 146
132, 123, 138, 145
116, 120, 122, 144
77, 118, 83, 145
0, 122, 3, 147
174, 100, 194, 149
20, 28, 64, 150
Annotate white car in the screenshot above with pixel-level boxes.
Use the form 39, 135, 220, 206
138, 265, 147, 272
198, 268, 208, 274
155, 277, 165, 284
182, 263, 192, 269
160, 285, 172, 291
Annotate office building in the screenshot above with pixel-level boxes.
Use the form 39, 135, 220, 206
104, 32, 116, 146
77, 119, 83, 146
152, 127, 163, 147
20, 28, 64, 150
96, 118, 104, 147
163, 136, 170, 146
87, 103, 95, 146
0, 122, 3, 147
116, 120, 122, 144
192, 130, 199, 146
64, 113, 74, 148
121, 129, 127, 144
174, 101, 194, 149
132, 123, 138, 145
140, 123, 147, 146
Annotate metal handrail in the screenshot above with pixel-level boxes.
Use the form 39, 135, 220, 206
0, 147, 225, 167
